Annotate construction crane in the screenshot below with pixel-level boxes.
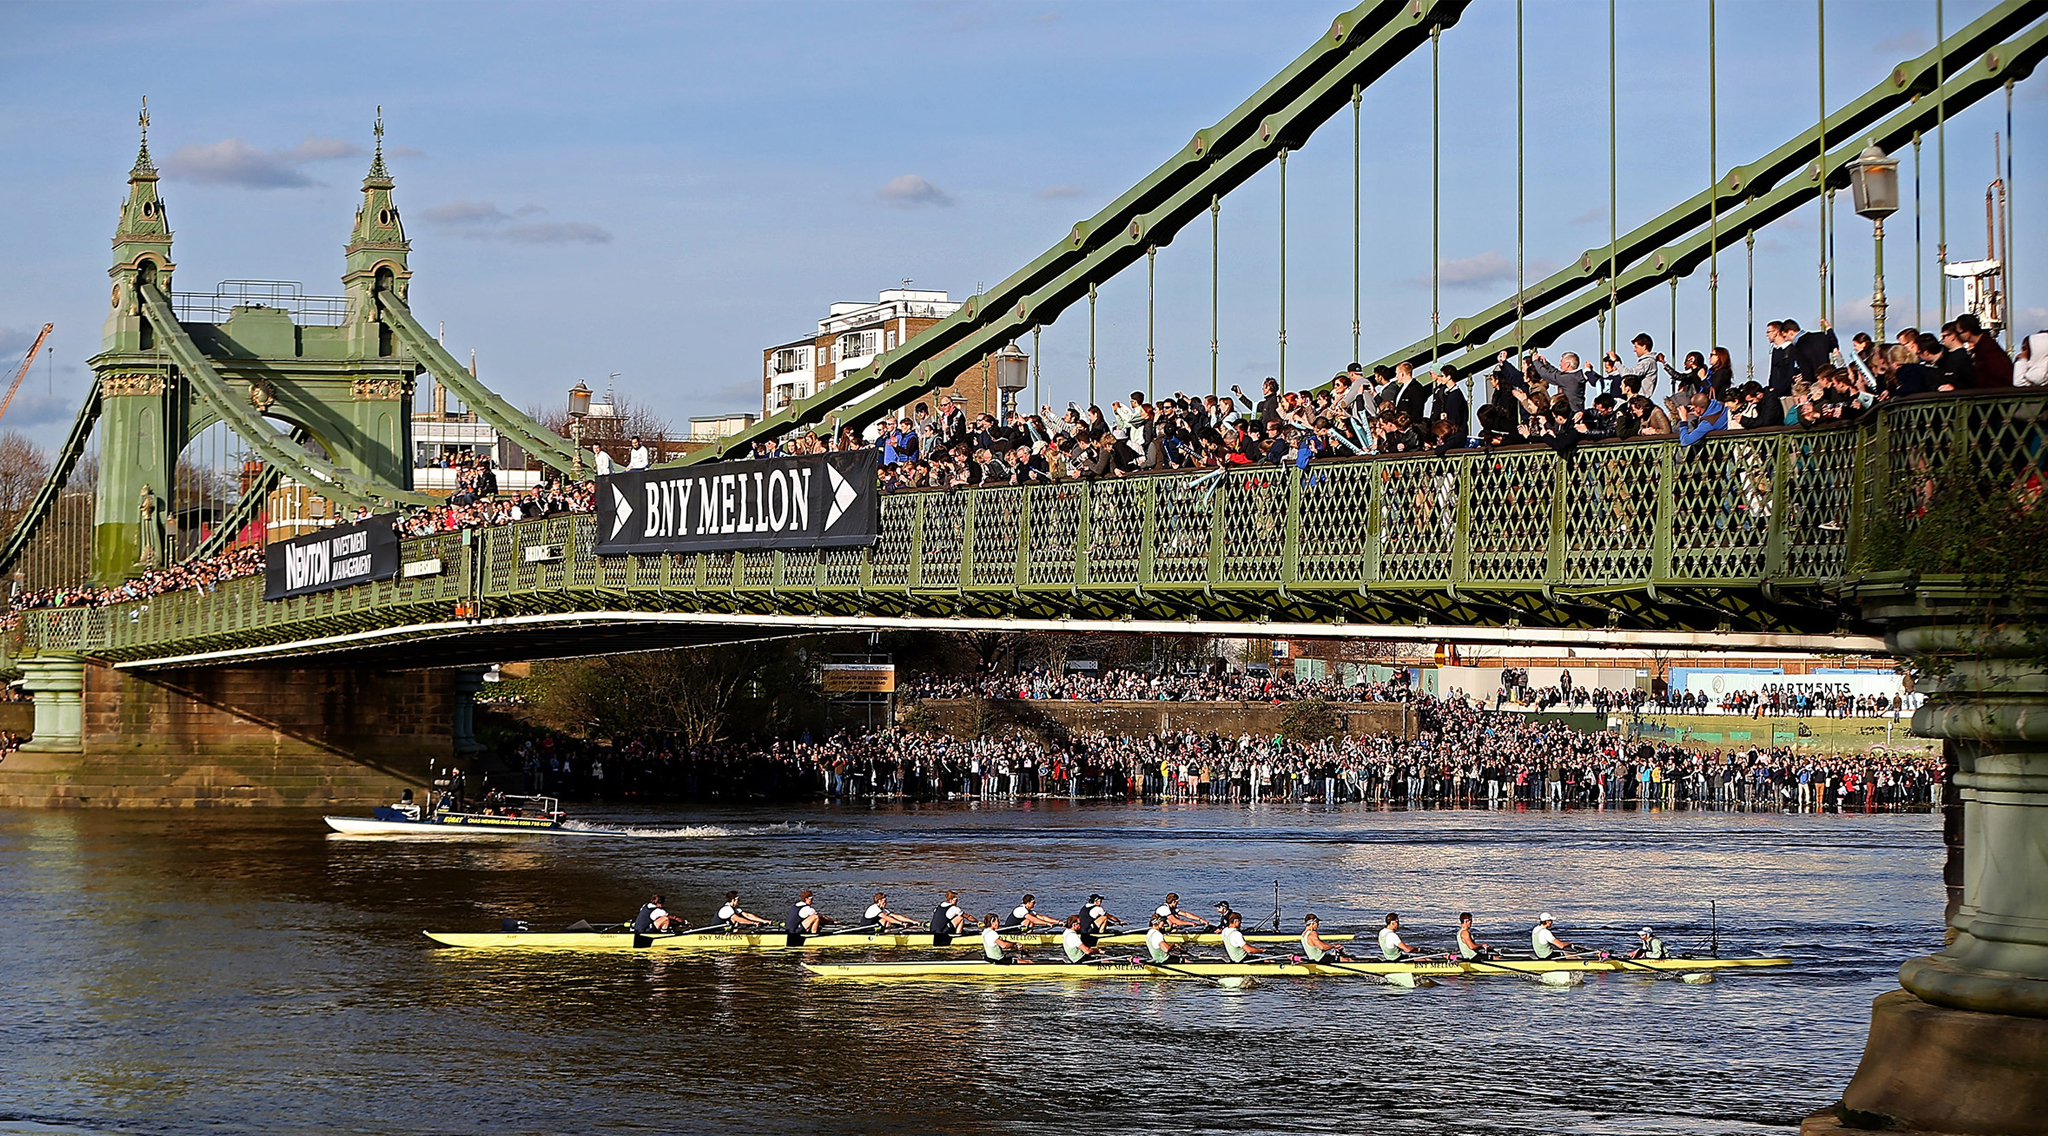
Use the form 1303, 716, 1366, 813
0, 323, 52, 426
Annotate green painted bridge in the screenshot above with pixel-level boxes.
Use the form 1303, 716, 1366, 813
6, 388, 2037, 670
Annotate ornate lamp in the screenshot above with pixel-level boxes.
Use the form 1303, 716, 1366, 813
1849, 143, 1900, 343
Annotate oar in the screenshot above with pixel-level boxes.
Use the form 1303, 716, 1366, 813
1602, 951, 1707, 982
1295, 955, 1417, 988
1458, 954, 1584, 987
633, 921, 731, 947
1115, 954, 1239, 988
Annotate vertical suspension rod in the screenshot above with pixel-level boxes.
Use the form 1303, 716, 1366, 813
1196, 198, 1212, 399
1088, 283, 1097, 408
1709, 0, 1719, 349
1939, 0, 1948, 322
1608, 0, 1618, 357
1432, 22, 1442, 364
1819, 0, 1830, 321
1147, 245, 1157, 400
1516, 0, 1526, 368
1278, 147, 1289, 392
1353, 84, 1362, 365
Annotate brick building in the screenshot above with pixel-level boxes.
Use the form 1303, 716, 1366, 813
762, 288, 1020, 430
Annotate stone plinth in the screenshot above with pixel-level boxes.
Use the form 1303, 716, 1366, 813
0, 659, 450, 808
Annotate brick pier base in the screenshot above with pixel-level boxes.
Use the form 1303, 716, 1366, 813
0, 661, 452, 808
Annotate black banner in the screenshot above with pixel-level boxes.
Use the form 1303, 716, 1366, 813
264, 514, 401, 601
596, 451, 879, 555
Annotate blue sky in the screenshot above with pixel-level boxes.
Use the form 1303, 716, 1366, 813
0, 0, 2039, 447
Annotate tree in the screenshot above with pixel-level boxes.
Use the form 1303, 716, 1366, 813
0, 430, 51, 536
534, 641, 799, 746
1280, 698, 1342, 742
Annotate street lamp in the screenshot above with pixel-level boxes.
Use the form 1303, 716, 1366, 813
1849, 142, 1900, 343
567, 380, 592, 478
994, 343, 1028, 418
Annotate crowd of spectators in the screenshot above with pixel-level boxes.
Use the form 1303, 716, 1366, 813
469, 692, 1941, 812
758, 311, 2038, 490
394, 477, 593, 538
6, 545, 267, 623
903, 668, 1413, 704
901, 664, 1914, 722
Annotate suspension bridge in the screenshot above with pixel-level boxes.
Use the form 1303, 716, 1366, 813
0, 5, 2044, 1126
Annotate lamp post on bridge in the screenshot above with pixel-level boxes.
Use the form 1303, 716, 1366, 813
993, 343, 1028, 420
567, 381, 591, 479
1850, 142, 1900, 344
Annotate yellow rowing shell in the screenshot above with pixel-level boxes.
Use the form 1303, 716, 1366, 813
421, 929, 1349, 951
802, 956, 1796, 979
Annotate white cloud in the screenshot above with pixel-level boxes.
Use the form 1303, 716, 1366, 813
877, 175, 956, 208
161, 136, 364, 188
1405, 250, 1515, 289
496, 221, 611, 245
422, 201, 542, 225
423, 201, 606, 244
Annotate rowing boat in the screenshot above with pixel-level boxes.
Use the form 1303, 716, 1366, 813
801, 956, 1795, 980
422, 929, 1353, 951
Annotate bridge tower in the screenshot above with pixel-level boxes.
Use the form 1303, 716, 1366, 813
94, 116, 178, 581
84, 113, 424, 584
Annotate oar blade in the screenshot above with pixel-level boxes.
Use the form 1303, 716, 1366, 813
1539, 971, 1584, 987
1680, 971, 1716, 984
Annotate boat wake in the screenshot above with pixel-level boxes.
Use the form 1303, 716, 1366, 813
558, 820, 813, 839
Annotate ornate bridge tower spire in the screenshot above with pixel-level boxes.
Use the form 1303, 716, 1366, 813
105, 95, 176, 353
342, 106, 412, 360
91, 96, 178, 581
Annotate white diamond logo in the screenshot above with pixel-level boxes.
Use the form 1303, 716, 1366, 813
609, 484, 634, 540
825, 462, 857, 529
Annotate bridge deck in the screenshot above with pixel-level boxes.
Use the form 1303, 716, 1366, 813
6, 391, 2039, 669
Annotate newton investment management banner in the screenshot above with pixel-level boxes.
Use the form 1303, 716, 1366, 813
264, 514, 400, 601
595, 450, 880, 555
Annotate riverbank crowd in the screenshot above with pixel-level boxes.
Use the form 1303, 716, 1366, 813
907, 666, 1914, 720
473, 691, 1940, 813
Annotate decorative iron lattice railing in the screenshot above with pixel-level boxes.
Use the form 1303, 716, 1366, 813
6, 390, 2042, 667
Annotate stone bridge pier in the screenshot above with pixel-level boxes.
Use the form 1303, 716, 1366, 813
1810, 590, 2048, 1136
0, 658, 466, 807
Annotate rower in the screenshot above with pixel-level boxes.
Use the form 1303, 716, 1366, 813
1060, 914, 1102, 964
1010, 894, 1061, 931
787, 890, 828, 937
980, 913, 1031, 964
1456, 912, 1495, 961
1631, 927, 1669, 960
1300, 913, 1351, 963
632, 893, 678, 934
1154, 892, 1209, 931
931, 891, 971, 944
1377, 912, 1418, 961
864, 892, 920, 931
1212, 900, 1238, 929
1531, 912, 1576, 959
1075, 893, 1119, 937
1144, 914, 1189, 964
717, 891, 771, 930
1219, 911, 1264, 963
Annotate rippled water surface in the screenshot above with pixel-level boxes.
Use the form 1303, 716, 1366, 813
0, 802, 1941, 1135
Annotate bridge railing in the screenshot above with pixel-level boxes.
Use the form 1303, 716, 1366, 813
8, 389, 2043, 662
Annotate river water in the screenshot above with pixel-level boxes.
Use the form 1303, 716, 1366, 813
0, 802, 1940, 1136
